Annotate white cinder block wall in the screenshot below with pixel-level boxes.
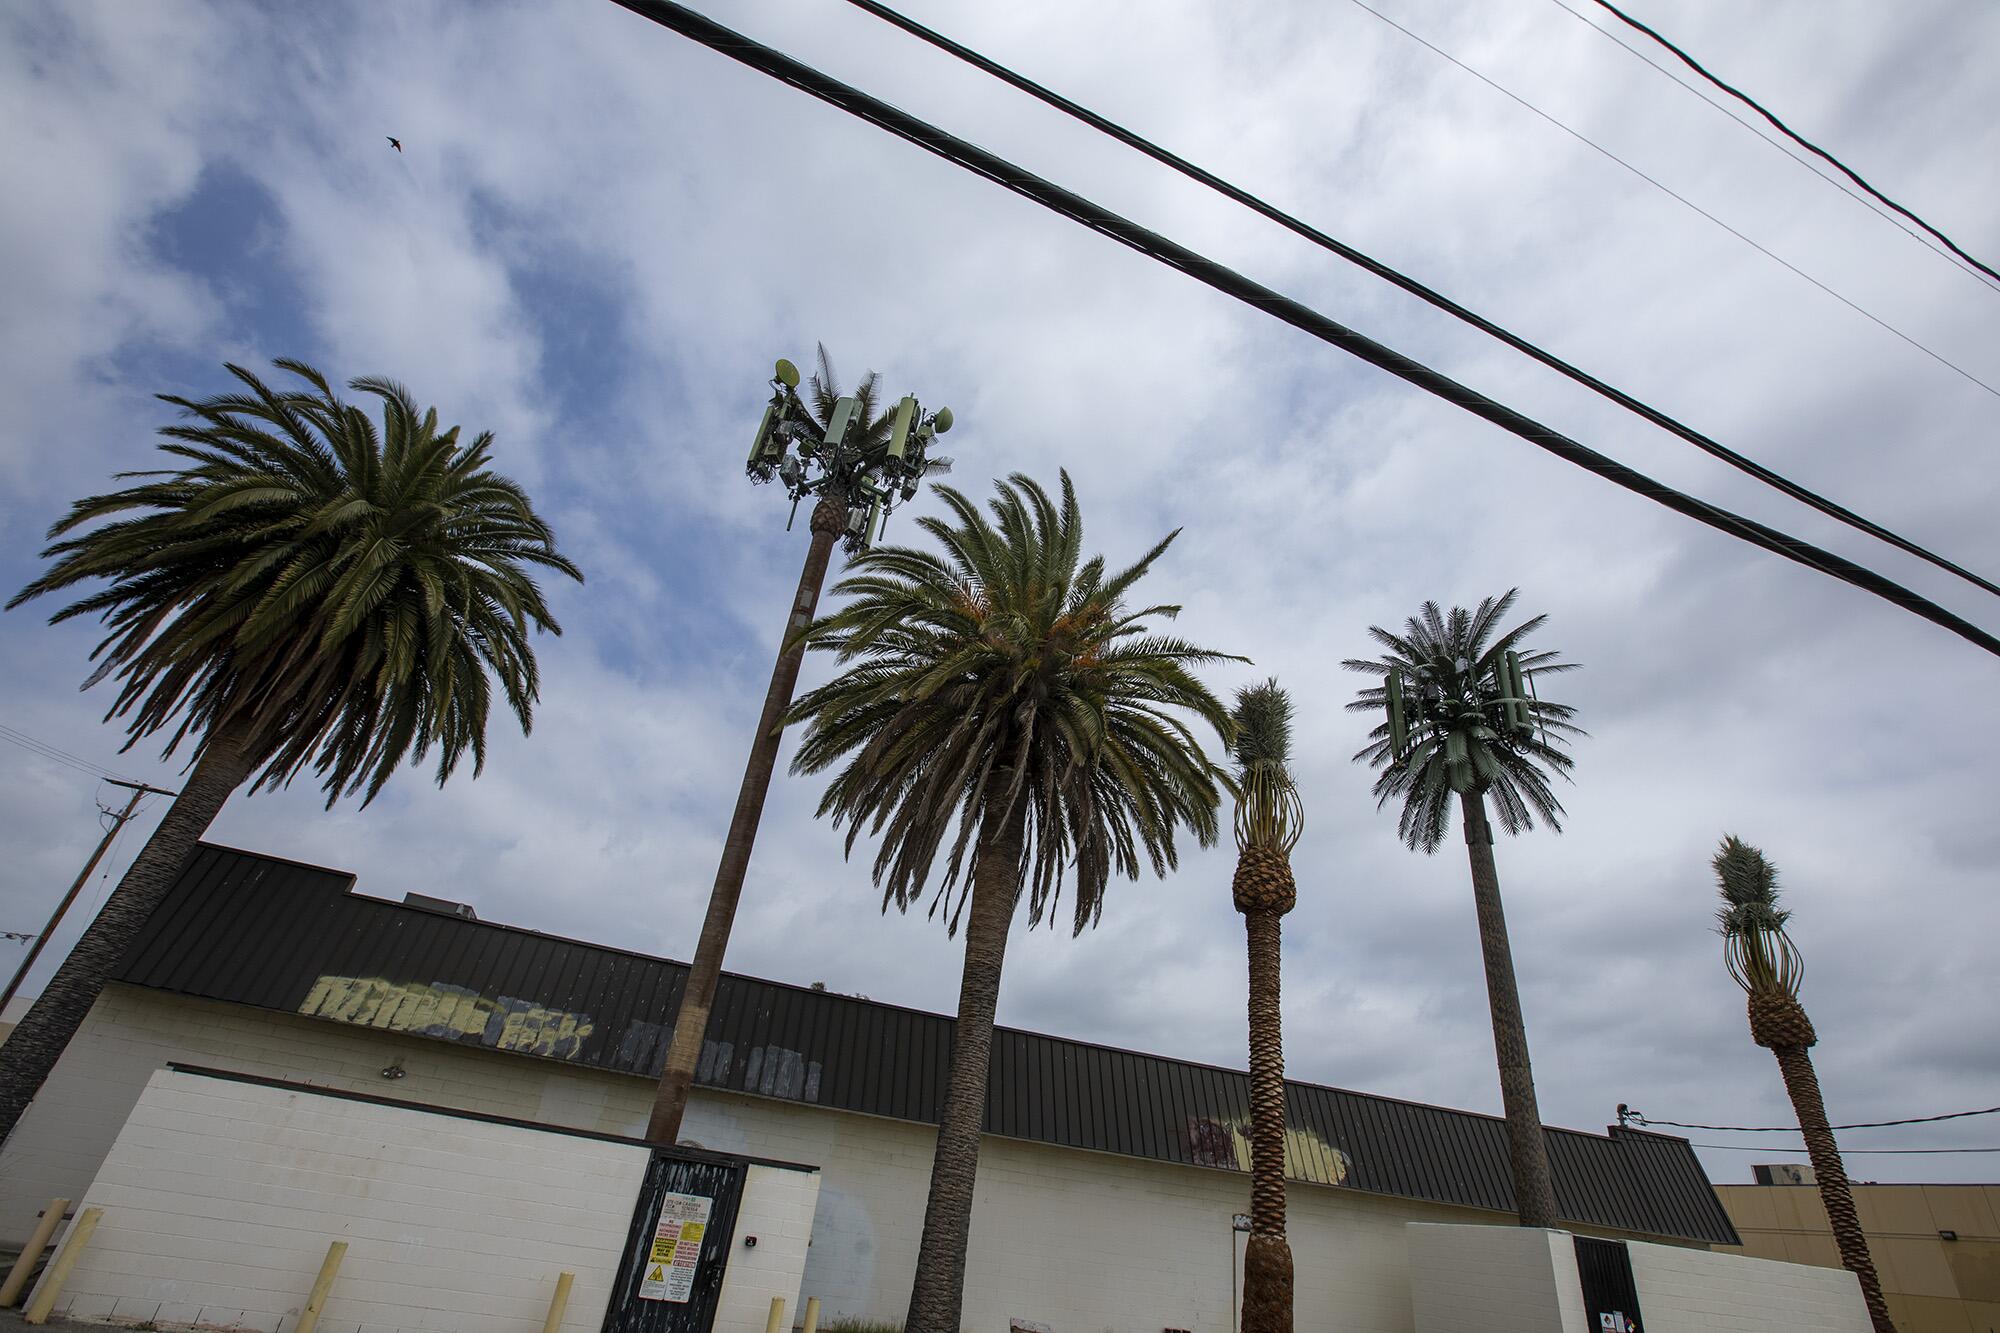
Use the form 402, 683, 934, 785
4, 986, 1700, 1332
1625, 1237, 1870, 1333
39, 1068, 642, 1331
1407, 1222, 1591, 1333
1407, 1223, 1872, 1333
29, 1067, 817, 1333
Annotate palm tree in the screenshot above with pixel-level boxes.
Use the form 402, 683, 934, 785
1713, 836, 1895, 1333
788, 472, 1235, 1332
1, 359, 581, 1144
643, 345, 908, 1144
1342, 590, 1581, 1229
1230, 680, 1302, 1333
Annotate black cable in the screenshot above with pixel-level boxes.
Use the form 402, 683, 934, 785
1342, 0, 1999, 401
1637, 1104, 2000, 1132
1546, 0, 1998, 295
843, 0, 2000, 600
606, 0, 2000, 662
1692, 1142, 2000, 1155
1590, 0, 2000, 291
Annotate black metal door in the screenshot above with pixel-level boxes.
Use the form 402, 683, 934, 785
602, 1150, 747, 1333
1573, 1236, 1645, 1333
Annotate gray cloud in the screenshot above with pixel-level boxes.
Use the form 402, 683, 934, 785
3, 0, 1996, 1187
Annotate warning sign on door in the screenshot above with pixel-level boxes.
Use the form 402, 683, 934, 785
637, 1192, 712, 1303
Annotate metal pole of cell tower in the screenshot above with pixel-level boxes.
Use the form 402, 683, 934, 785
643, 356, 954, 1144
0, 779, 176, 1016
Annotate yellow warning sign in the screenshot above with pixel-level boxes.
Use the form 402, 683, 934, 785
636, 1191, 713, 1303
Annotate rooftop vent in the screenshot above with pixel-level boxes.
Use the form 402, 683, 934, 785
402, 892, 478, 921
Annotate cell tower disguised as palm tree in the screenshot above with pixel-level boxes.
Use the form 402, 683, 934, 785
643, 347, 955, 1144
1344, 590, 1581, 1228
1230, 680, 1302, 1333
1713, 836, 1895, 1333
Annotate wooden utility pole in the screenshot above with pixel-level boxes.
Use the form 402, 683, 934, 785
0, 779, 175, 1016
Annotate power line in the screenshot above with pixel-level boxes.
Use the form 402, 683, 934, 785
1692, 1142, 2000, 1155
1627, 1104, 2000, 1132
841, 0, 2000, 600
608, 0, 2000, 663
1589, 0, 2000, 292
0, 722, 143, 786
1545, 0, 1999, 296
1337, 0, 2000, 399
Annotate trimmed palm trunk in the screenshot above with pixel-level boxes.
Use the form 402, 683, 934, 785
1236, 851, 1296, 1332
1748, 981, 1894, 1332
904, 789, 1029, 1333
645, 495, 845, 1144
0, 720, 255, 1143
1459, 790, 1559, 1229
1715, 837, 1893, 1333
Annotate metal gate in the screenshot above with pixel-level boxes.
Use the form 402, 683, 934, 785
602, 1149, 748, 1332
1573, 1236, 1645, 1333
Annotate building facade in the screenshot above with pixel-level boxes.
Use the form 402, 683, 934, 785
1, 843, 1742, 1331
1715, 1181, 2000, 1333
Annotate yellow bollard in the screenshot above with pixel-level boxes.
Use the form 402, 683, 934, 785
294, 1240, 348, 1333
541, 1270, 575, 1333
0, 1198, 69, 1307
764, 1295, 786, 1333
23, 1205, 100, 1325
802, 1295, 821, 1333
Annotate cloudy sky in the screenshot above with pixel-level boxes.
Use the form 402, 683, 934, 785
3, 0, 1996, 1188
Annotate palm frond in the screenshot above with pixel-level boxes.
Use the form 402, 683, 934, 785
8, 359, 582, 806
1713, 834, 1790, 934
1342, 588, 1581, 853
787, 469, 1233, 936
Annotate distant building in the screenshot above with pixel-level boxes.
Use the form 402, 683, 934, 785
1714, 1177, 2000, 1333
0, 842, 1741, 1331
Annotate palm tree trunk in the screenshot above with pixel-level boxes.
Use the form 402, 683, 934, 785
645, 497, 845, 1145
1458, 788, 1560, 1229
903, 788, 1029, 1333
1772, 1044, 1896, 1333
1241, 907, 1294, 1333
0, 720, 257, 1146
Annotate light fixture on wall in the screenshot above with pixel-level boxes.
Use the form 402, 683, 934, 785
379, 1063, 406, 1081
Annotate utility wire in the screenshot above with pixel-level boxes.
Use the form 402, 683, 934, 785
607, 0, 2000, 662
1545, 0, 1999, 296
842, 0, 2000, 599
1590, 0, 2000, 291
1692, 1142, 2000, 1155
0, 722, 142, 786
1631, 1104, 2000, 1132
1339, 0, 1999, 399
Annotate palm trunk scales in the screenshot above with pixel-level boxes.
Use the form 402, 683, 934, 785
0, 722, 256, 1145
903, 788, 1030, 1333
1750, 994, 1896, 1333
645, 496, 846, 1145
1234, 843, 1296, 1333
1458, 790, 1560, 1229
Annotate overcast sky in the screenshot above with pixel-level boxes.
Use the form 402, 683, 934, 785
3, 0, 1996, 1188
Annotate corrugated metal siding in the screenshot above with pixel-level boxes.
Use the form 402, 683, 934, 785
117, 843, 1737, 1245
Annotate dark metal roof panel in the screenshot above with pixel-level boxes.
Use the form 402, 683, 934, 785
116, 844, 1736, 1244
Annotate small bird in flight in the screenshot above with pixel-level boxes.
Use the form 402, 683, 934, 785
387, 136, 402, 152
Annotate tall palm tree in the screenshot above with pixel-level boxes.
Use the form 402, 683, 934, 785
0, 359, 581, 1144
643, 345, 907, 1144
1230, 680, 1302, 1333
1343, 590, 1581, 1229
1713, 836, 1895, 1333
788, 472, 1235, 1333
